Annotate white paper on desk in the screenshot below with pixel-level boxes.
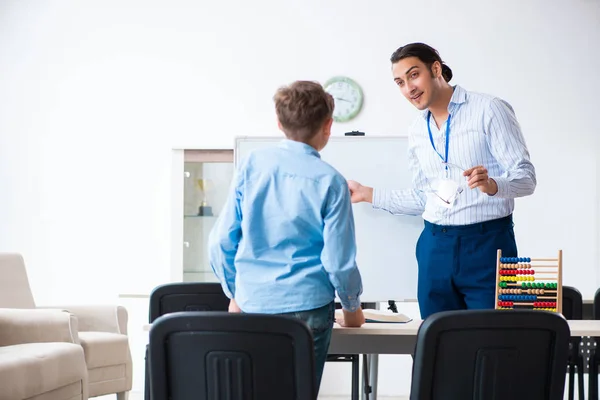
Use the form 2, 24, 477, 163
335, 309, 413, 324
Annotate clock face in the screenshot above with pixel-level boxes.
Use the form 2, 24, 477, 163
324, 76, 363, 122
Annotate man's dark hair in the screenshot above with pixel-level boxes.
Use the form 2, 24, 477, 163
390, 42, 453, 82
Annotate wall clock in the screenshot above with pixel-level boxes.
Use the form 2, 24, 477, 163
324, 76, 364, 123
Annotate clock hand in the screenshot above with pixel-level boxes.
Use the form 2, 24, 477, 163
335, 97, 351, 103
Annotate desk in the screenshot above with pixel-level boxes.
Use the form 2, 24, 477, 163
142, 319, 600, 399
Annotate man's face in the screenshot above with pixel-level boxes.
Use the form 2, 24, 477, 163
392, 57, 438, 111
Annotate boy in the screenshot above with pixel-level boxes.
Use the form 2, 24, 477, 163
208, 80, 365, 390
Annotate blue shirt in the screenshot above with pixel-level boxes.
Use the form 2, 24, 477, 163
373, 85, 536, 225
208, 139, 363, 314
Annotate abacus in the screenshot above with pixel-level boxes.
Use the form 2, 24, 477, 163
495, 249, 563, 314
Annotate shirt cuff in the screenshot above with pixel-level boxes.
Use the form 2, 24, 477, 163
339, 294, 361, 312
490, 177, 510, 198
372, 188, 388, 209
221, 284, 235, 300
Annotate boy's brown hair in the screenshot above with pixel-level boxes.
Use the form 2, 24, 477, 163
273, 80, 335, 142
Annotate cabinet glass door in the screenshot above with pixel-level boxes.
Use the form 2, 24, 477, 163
183, 150, 233, 282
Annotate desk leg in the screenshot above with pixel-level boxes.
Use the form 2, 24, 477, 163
360, 354, 379, 400
369, 354, 379, 399
361, 355, 370, 400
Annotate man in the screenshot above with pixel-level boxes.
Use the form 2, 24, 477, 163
348, 42, 536, 319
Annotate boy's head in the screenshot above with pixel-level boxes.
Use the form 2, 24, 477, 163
273, 80, 334, 151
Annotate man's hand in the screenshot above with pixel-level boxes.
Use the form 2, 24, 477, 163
463, 165, 498, 195
228, 299, 242, 313
337, 307, 365, 328
347, 180, 374, 204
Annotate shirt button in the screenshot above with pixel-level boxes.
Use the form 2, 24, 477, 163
442, 228, 447, 233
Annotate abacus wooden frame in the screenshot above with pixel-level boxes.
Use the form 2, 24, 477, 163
494, 249, 563, 314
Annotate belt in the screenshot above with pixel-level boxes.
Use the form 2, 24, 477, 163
424, 214, 514, 235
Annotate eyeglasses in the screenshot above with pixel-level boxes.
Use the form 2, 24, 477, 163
421, 162, 467, 207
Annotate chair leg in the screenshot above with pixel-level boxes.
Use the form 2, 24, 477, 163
589, 353, 598, 400
116, 392, 128, 400
568, 363, 575, 400
145, 344, 151, 400
577, 356, 585, 400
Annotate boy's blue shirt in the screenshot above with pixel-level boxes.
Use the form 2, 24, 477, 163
208, 138, 363, 313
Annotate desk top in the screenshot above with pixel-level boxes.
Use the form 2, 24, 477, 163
333, 319, 600, 337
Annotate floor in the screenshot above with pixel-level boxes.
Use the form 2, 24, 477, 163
98, 391, 410, 400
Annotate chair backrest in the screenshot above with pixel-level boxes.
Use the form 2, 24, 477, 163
0, 253, 36, 308
149, 282, 229, 323
149, 311, 316, 400
410, 309, 570, 400
562, 285, 583, 320
594, 287, 600, 320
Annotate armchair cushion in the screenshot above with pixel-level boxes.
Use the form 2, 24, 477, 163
0, 342, 86, 400
78, 332, 130, 369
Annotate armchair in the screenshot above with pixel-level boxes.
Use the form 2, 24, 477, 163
0, 308, 88, 400
0, 253, 132, 399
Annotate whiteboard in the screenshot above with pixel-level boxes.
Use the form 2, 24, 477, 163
234, 135, 423, 302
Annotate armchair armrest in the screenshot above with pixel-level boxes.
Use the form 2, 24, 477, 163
40, 305, 128, 334
0, 308, 79, 346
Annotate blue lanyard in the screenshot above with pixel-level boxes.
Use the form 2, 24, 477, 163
427, 111, 451, 167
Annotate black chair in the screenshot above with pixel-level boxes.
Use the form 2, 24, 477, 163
145, 282, 229, 400
562, 286, 585, 400
148, 311, 317, 400
588, 287, 600, 400
409, 309, 570, 400
149, 282, 230, 322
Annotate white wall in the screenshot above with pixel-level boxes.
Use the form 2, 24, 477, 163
1, 1, 599, 397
